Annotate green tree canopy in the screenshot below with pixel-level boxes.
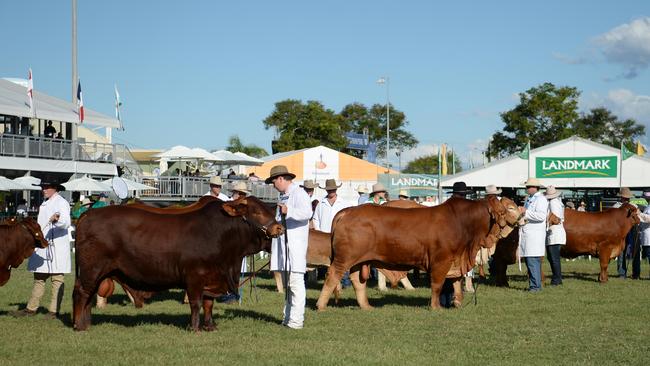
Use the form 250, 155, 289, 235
225, 135, 268, 158
489, 83, 645, 158
402, 151, 462, 174
263, 100, 348, 152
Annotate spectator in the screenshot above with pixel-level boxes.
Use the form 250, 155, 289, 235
227, 169, 237, 179
367, 183, 387, 205
398, 190, 409, 200
247, 172, 260, 182
566, 201, 576, 210
300, 180, 319, 198
92, 193, 108, 209
356, 185, 369, 205
635, 190, 650, 279
44, 121, 56, 138
55, 132, 63, 140
545, 185, 565, 286
615, 188, 633, 278
12, 179, 71, 319
204, 176, 230, 201
230, 181, 250, 200
577, 201, 587, 212
16, 198, 28, 217
72, 198, 93, 219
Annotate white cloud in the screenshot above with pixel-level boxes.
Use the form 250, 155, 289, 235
594, 17, 650, 78
580, 88, 650, 125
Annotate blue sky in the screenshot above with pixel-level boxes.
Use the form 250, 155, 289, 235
2, 1, 650, 167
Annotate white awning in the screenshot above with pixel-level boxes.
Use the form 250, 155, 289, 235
0, 156, 117, 176
0, 78, 120, 128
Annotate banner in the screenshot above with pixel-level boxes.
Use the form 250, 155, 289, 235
535, 156, 617, 178
377, 173, 439, 198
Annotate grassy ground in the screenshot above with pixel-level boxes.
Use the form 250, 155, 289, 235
0, 259, 649, 366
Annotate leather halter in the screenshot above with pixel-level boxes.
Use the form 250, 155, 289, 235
242, 216, 279, 239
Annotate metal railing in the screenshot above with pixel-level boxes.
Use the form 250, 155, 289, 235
139, 177, 278, 201
0, 133, 140, 173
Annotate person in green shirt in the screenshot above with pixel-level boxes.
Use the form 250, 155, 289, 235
91, 193, 108, 209
366, 183, 388, 205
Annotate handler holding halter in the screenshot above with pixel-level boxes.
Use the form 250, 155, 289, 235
267, 165, 311, 329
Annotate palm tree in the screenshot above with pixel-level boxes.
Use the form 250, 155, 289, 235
226, 135, 269, 158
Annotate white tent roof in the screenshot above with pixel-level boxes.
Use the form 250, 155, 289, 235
441, 136, 650, 189
0, 176, 29, 191
101, 177, 157, 191
233, 151, 264, 165
0, 78, 120, 128
63, 175, 112, 192
12, 175, 41, 191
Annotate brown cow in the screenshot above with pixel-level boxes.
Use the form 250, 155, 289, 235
316, 196, 520, 310
306, 228, 413, 290
491, 203, 639, 285
0, 217, 48, 286
73, 197, 283, 331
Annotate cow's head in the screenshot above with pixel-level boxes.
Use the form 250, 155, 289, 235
622, 203, 640, 225
487, 196, 521, 239
222, 197, 284, 240
0, 217, 47, 287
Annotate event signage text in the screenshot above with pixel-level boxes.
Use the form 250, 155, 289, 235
535, 156, 617, 178
377, 174, 439, 197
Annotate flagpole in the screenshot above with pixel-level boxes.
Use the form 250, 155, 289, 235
619, 140, 624, 189
437, 145, 442, 204
527, 141, 531, 179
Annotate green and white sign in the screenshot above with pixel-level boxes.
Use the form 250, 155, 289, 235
535, 156, 617, 178
377, 174, 439, 197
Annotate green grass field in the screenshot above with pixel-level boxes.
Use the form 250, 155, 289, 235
1, 259, 649, 366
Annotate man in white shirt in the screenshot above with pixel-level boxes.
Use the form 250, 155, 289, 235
312, 179, 350, 233
204, 176, 231, 201
518, 178, 548, 292
267, 165, 311, 329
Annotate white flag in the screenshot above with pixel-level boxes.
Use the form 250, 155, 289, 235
114, 84, 123, 130
27, 68, 34, 117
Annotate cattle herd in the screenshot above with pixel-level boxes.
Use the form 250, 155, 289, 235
0, 194, 641, 331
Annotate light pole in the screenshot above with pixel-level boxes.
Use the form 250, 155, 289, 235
377, 76, 390, 169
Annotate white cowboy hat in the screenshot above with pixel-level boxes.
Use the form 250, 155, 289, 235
485, 184, 502, 195
209, 176, 224, 186
522, 177, 544, 188
544, 185, 562, 199
370, 183, 387, 195
398, 189, 409, 197
357, 185, 368, 194
231, 181, 251, 195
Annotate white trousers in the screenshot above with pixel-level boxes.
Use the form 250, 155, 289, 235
282, 272, 305, 329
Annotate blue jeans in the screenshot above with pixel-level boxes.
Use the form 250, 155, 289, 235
525, 257, 542, 291
341, 271, 352, 288
438, 279, 455, 308
546, 245, 562, 285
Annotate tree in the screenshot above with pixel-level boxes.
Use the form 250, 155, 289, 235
489, 83, 646, 158
225, 135, 268, 158
402, 152, 462, 174
263, 99, 348, 152
340, 103, 418, 158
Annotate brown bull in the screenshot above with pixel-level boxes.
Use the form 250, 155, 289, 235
0, 217, 48, 286
491, 203, 639, 285
316, 196, 520, 310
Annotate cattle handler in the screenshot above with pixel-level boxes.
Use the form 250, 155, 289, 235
12, 179, 71, 319
267, 165, 312, 329
519, 178, 548, 292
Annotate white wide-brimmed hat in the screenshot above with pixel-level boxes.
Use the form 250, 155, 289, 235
544, 185, 562, 199
231, 181, 251, 195
522, 177, 544, 188
209, 176, 223, 186
357, 185, 368, 194
485, 184, 502, 195
398, 189, 409, 197
619, 187, 634, 199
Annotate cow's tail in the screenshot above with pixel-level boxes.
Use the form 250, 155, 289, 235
329, 207, 351, 261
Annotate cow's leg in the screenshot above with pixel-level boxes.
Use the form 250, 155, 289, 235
377, 270, 387, 292
73, 278, 97, 331
452, 277, 464, 308
599, 249, 611, 283
316, 265, 346, 311
186, 285, 203, 331
350, 268, 372, 310
429, 266, 449, 309
202, 297, 215, 332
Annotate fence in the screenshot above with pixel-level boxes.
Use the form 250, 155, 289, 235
139, 177, 278, 201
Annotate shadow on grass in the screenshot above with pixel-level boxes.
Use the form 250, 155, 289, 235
67, 307, 281, 330
306, 292, 433, 309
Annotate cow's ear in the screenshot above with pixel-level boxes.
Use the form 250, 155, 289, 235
222, 199, 248, 217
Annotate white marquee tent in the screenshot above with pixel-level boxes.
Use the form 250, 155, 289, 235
441, 136, 650, 189
0, 78, 120, 128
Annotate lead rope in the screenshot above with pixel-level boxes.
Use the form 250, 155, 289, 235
281, 213, 290, 303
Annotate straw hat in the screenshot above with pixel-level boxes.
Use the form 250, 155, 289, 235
398, 189, 409, 198
618, 187, 633, 199
370, 183, 387, 195
265, 165, 296, 184
523, 177, 544, 188
300, 179, 319, 190
544, 185, 562, 199
81, 198, 92, 206
357, 185, 369, 194
209, 176, 223, 186
323, 179, 342, 191
485, 184, 502, 195
566, 201, 575, 209
231, 181, 250, 195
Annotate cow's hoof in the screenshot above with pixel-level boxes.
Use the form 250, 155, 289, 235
202, 324, 216, 332
359, 305, 374, 311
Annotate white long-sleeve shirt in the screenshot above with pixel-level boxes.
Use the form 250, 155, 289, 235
520, 191, 548, 257
312, 196, 351, 233
270, 182, 312, 273
28, 193, 71, 274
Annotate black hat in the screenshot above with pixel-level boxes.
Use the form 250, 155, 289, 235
33, 178, 66, 192
451, 182, 469, 195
